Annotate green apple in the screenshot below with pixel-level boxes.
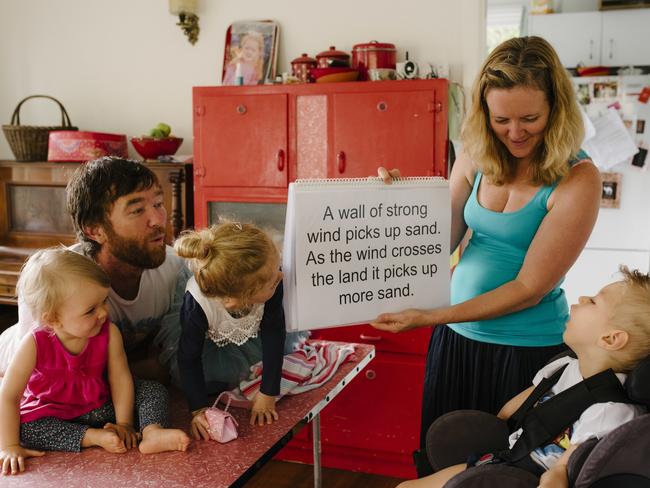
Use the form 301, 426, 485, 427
149, 128, 165, 138
156, 123, 171, 137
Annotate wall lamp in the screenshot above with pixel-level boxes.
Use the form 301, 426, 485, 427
169, 0, 200, 45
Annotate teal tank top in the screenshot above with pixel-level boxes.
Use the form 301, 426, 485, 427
448, 163, 580, 346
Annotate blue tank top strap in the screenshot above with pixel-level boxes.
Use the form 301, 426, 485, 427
570, 149, 590, 166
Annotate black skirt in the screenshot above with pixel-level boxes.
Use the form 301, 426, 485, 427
419, 325, 567, 447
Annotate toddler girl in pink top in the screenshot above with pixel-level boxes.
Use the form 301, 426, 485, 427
0, 248, 190, 475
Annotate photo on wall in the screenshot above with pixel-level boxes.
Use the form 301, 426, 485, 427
600, 172, 622, 209
222, 20, 279, 86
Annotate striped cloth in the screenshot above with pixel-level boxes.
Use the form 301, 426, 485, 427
236, 341, 356, 402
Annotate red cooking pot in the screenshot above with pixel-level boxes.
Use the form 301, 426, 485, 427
352, 41, 397, 81
315, 46, 350, 68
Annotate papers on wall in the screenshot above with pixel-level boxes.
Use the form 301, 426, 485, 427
582, 108, 639, 170
282, 177, 451, 331
574, 75, 650, 170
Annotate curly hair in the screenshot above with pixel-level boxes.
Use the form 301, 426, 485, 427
174, 220, 276, 307
66, 157, 160, 256
611, 266, 650, 371
461, 36, 584, 186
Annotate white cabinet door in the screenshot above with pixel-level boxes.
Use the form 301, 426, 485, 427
529, 12, 601, 67
601, 10, 650, 67
563, 249, 650, 307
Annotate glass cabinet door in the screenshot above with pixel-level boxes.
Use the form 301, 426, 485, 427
208, 201, 287, 251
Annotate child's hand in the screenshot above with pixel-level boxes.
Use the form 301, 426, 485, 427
250, 392, 278, 426
104, 422, 139, 450
190, 409, 211, 440
0, 444, 44, 475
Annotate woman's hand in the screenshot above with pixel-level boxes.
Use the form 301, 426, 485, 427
250, 392, 279, 426
103, 422, 139, 450
377, 167, 401, 184
370, 308, 435, 333
190, 408, 211, 440
0, 444, 44, 475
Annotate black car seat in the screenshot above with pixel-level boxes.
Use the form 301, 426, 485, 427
425, 352, 650, 488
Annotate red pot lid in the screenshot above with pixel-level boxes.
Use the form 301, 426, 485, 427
352, 40, 396, 51
316, 46, 350, 60
291, 53, 317, 64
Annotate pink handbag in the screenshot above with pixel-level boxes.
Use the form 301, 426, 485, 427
205, 392, 239, 443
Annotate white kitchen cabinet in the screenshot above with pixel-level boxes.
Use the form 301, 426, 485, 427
529, 12, 601, 67
529, 9, 650, 67
601, 9, 650, 67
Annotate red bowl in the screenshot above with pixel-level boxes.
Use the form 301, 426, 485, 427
310, 67, 359, 83
130, 136, 183, 160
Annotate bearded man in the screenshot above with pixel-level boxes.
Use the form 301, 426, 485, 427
0, 157, 191, 380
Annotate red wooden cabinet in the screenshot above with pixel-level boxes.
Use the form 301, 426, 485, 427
195, 93, 288, 188
331, 90, 439, 177
193, 79, 448, 479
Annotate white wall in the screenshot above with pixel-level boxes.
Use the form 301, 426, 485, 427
0, 0, 485, 160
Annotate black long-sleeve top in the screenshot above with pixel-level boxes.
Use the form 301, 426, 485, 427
177, 282, 286, 412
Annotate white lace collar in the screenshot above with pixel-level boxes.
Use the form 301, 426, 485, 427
206, 299, 265, 347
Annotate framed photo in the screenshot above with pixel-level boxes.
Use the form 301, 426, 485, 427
222, 21, 279, 86
593, 80, 618, 100
600, 172, 622, 208
576, 83, 591, 105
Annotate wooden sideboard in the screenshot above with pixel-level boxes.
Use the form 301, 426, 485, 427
0, 160, 193, 305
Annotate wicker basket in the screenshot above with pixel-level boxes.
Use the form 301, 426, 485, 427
2, 95, 78, 162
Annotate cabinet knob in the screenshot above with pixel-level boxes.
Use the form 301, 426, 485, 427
337, 151, 346, 174
377, 101, 387, 112
365, 369, 377, 380
194, 167, 206, 177
236, 104, 247, 114
194, 105, 205, 116
276, 149, 285, 172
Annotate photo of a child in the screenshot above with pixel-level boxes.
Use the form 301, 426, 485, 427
222, 21, 278, 86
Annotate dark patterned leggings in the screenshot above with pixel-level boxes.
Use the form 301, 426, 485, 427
20, 379, 169, 452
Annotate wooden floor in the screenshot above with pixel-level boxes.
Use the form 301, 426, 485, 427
247, 460, 402, 488
0, 305, 405, 487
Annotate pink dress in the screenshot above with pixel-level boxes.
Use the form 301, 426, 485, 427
223, 62, 261, 85
20, 320, 110, 423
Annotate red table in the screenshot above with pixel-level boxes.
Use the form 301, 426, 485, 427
3, 342, 375, 488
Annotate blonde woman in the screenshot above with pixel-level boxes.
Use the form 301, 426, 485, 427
372, 36, 601, 474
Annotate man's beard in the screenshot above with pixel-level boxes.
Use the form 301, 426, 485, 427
104, 225, 166, 269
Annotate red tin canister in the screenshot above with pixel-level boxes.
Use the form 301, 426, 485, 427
291, 53, 318, 82
352, 41, 397, 81
315, 46, 350, 68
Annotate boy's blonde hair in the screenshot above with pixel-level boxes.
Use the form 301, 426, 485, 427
611, 266, 650, 371
462, 36, 584, 186
16, 247, 110, 324
174, 221, 276, 306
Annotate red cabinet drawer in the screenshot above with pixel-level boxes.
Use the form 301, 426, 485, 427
320, 352, 425, 454
313, 323, 432, 356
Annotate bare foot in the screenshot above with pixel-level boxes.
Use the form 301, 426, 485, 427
81, 428, 126, 453
139, 424, 191, 454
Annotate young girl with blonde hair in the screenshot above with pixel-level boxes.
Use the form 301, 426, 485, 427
222, 31, 265, 85
0, 248, 190, 475
174, 221, 301, 439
